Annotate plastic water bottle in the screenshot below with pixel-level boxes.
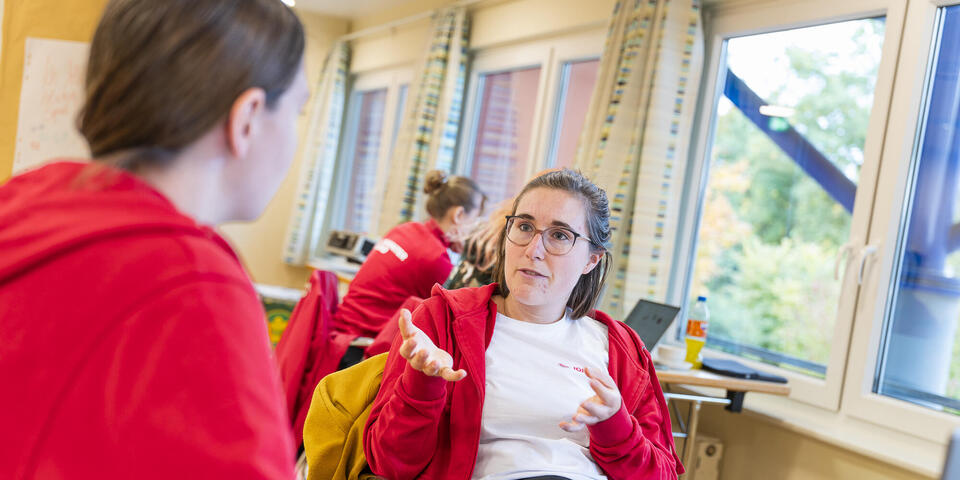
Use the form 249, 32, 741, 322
685, 296, 709, 368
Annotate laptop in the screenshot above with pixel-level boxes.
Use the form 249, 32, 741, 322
943, 429, 960, 479
622, 299, 682, 350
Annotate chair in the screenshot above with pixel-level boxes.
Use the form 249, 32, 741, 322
276, 270, 355, 447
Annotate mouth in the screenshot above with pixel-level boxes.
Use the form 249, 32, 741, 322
517, 268, 548, 279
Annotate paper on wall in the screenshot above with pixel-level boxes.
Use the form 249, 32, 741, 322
13, 37, 90, 175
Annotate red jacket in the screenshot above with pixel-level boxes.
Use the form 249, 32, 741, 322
364, 284, 684, 480
0, 162, 294, 479
333, 220, 452, 338
275, 269, 352, 445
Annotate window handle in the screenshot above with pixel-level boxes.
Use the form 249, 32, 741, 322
857, 244, 879, 285
834, 242, 856, 281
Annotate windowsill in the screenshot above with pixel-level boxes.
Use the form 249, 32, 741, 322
679, 384, 945, 478
306, 255, 361, 277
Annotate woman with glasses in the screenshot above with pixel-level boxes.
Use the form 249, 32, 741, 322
363, 169, 683, 480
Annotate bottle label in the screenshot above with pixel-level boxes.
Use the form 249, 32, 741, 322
686, 318, 708, 338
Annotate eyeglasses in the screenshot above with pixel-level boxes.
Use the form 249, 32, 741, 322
504, 215, 599, 256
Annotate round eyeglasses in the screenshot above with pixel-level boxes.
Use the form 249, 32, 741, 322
504, 215, 600, 256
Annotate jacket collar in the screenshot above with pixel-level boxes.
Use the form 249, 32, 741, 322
424, 218, 452, 249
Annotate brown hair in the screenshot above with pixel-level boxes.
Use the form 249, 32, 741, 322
78, 0, 305, 169
422, 170, 487, 219
493, 168, 612, 318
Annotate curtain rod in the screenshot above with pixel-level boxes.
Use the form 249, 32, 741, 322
337, 0, 490, 42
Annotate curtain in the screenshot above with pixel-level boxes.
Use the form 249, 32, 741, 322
283, 42, 350, 266
376, 7, 470, 236
574, 0, 704, 317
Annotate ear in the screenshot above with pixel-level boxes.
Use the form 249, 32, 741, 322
225, 87, 267, 159
451, 206, 467, 225
582, 250, 602, 275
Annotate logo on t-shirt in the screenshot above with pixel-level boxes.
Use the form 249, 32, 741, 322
558, 362, 589, 375
373, 238, 409, 261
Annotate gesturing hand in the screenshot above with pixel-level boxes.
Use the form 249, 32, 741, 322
398, 308, 467, 382
559, 367, 623, 432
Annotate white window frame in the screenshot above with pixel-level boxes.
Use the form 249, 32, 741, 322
671, 0, 907, 412
457, 29, 605, 185
311, 66, 411, 260
842, 0, 960, 445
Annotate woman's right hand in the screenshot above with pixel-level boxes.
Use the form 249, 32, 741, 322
398, 309, 467, 382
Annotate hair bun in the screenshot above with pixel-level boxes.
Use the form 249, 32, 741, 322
423, 169, 448, 194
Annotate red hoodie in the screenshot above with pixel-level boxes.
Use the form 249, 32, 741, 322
364, 284, 684, 480
333, 219, 452, 338
0, 162, 294, 479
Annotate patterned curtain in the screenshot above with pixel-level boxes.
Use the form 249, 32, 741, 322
574, 0, 704, 317
376, 7, 470, 236
283, 42, 350, 266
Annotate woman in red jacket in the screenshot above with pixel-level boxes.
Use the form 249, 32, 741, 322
0, 1, 307, 478
364, 169, 683, 480
333, 170, 485, 341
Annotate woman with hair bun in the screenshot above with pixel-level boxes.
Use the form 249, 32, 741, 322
333, 170, 486, 343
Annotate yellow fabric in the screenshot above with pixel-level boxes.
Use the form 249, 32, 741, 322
303, 353, 387, 480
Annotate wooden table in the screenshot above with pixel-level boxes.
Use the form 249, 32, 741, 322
656, 365, 791, 477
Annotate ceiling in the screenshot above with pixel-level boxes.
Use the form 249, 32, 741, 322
294, 0, 421, 18
294, 0, 736, 20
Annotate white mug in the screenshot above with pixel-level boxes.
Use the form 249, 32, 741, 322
656, 344, 687, 364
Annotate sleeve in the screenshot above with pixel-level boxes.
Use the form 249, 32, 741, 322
363, 301, 450, 480
587, 347, 684, 480
107, 276, 295, 480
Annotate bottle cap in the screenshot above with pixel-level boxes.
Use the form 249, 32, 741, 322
697, 296, 707, 302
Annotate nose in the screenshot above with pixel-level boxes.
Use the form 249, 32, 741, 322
523, 231, 547, 261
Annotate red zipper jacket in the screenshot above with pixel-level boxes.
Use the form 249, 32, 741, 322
0, 162, 294, 479
363, 283, 684, 479
333, 219, 452, 339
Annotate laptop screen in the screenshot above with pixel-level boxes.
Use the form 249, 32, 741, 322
622, 299, 681, 350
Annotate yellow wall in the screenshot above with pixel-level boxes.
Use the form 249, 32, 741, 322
694, 404, 932, 479
219, 11, 349, 289
0, 0, 108, 183
348, 0, 614, 74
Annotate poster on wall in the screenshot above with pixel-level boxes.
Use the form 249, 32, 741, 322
12, 37, 90, 175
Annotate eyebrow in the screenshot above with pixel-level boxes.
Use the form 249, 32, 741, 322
515, 213, 576, 231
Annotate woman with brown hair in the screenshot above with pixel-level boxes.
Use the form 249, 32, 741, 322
332, 170, 486, 342
363, 169, 683, 480
0, 0, 307, 478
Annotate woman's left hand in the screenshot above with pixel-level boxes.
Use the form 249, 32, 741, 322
559, 367, 623, 432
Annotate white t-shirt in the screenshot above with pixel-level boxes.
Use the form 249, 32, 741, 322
472, 309, 610, 480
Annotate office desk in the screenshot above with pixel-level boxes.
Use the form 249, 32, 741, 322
656, 366, 790, 476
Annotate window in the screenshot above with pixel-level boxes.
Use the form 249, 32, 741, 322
340, 88, 387, 233
686, 18, 885, 381
466, 66, 542, 206
839, 0, 960, 443
548, 59, 600, 169
319, 69, 409, 251
458, 31, 604, 207
876, 5, 960, 415
679, 0, 960, 455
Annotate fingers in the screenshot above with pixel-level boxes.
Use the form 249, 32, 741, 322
559, 420, 586, 432
585, 366, 614, 389
440, 367, 468, 382
579, 397, 609, 422
398, 337, 419, 359
588, 378, 621, 408
585, 367, 621, 408
398, 309, 416, 340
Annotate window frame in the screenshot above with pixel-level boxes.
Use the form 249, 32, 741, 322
841, 0, 960, 444
670, 0, 907, 412
310, 66, 412, 261
456, 29, 605, 192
